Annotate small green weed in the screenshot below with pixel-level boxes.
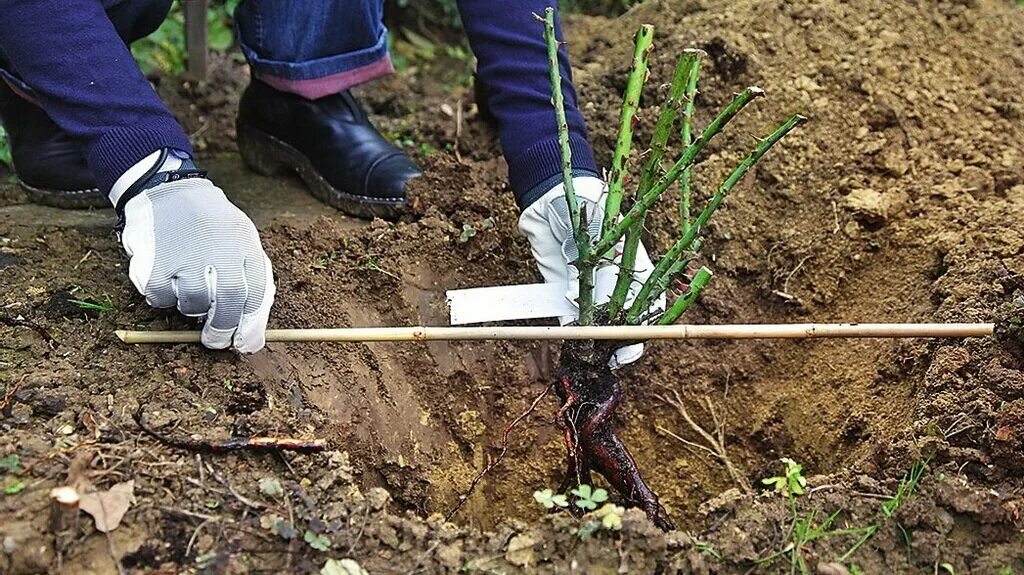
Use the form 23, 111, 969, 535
694, 539, 723, 560
68, 298, 114, 313
532, 484, 624, 540
762, 457, 807, 497
570, 484, 609, 510
0, 125, 11, 168
755, 457, 933, 574
533, 488, 568, 509
458, 218, 495, 243
1, 454, 24, 496
304, 530, 332, 551
354, 255, 400, 281
311, 251, 337, 270
882, 459, 928, 518
3, 479, 25, 495
0, 454, 22, 474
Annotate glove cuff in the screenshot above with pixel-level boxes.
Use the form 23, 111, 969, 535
517, 167, 601, 212
113, 149, 207, 230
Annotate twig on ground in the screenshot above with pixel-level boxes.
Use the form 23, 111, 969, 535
0, 315, 56, 346
133, 404, 327, 454
1, 374, 26, 413
657, 388, 751, 494
446, 383, 554, 521
104, 528, 126, 575
345, 503, 371, 556
203, 462, 264, 510
186, 517, 220, 557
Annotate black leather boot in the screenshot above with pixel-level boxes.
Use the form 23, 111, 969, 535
0, 81, 104, 209
236, 78, 421, 220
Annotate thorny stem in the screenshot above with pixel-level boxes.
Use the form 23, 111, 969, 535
607, 49, 700, 320
541, 7, 595, 325
626, 113, 807, 324
601, 24, 654, 240
640, 238, 702, 316
659, 266, 713, 325
678, 49, 704, 237
590, 87, 766, 260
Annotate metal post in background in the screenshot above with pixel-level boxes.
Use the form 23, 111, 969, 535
183, 0, 209, 80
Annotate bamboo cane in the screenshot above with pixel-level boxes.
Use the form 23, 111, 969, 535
115, 323, 995, 344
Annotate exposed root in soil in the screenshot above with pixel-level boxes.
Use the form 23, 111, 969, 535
557, 341, 674, 531
446, 382, 554, 521
0, 375, 25, 414
133, 405, 327, 454
0, 315, 56, 346
655, 387, 752, 494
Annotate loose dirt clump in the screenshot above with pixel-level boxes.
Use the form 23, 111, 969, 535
2, 0, 1024, 573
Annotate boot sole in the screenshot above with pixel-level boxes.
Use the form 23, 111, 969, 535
236, 124, 409, 220
19, 180, 107, 210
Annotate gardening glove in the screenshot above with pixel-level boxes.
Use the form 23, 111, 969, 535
518, 176, 666, 369
110, 149, 275, 353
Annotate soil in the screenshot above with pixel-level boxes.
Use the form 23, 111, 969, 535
2, 0, 1024, 573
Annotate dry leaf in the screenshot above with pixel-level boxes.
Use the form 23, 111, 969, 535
79, 480, 135, 532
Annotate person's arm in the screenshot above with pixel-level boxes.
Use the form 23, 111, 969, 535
0, 0, 191, 193
457, 3, 663, 368
456, 1, 599, 209
0, 0, 274, 352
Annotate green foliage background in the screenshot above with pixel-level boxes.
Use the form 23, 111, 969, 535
131, 0, 239, 75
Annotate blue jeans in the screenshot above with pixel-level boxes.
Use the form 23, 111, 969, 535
236, 0, 392, 99
0, 0, 390, 101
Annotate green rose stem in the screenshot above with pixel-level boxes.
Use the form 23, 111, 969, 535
658, 266, 713, 325
607, 50, 704, 320
678, 49, 704, 237
626, 113, 807, 324
589, 86, 765, 261
540, 7, 595, 326
601, 24, 654, 238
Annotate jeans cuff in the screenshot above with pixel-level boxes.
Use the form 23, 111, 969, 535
255, 55, 394, 100
240, 28, 393, 99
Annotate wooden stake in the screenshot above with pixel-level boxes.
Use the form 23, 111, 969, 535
115, 323, 995, 344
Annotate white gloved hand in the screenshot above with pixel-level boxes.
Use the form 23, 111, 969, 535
111, 149, 275, 353
518, 176, 665, 368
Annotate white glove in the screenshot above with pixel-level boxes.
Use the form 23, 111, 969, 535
518, 176, 665, 368
111, 149, 275, 353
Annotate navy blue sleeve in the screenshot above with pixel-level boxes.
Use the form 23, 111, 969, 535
0, 0, 192, 195
457, 2, 599, 209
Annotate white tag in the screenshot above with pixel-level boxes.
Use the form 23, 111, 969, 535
446, 283, 576, 325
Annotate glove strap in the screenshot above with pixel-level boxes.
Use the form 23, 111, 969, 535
114, 149, 208, 232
